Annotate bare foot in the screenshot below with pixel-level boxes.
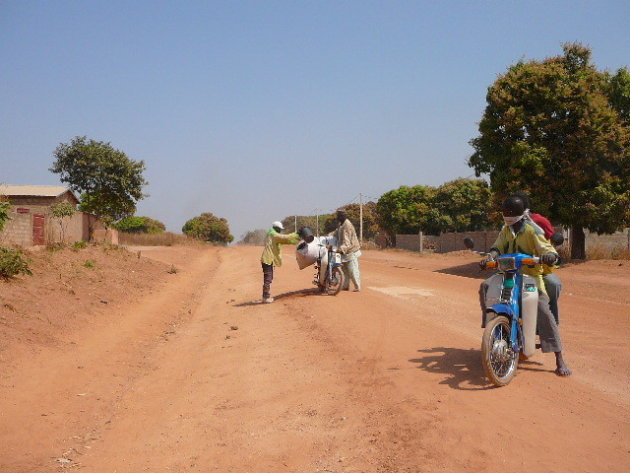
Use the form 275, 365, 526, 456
554, 352, 572, 377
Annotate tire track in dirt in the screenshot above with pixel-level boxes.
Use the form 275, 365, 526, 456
0, 247, 220, 473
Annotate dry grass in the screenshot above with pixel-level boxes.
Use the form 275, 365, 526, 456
586, 244, 630, 260
118, 232, 196, 247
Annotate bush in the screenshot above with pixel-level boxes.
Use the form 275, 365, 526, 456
114, 216, 166, 233
0, 198, 10, 231
0, 248, 32, 279
72, 240, 88, 250
182, 212, 233, 244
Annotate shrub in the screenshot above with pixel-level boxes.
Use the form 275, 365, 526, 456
182, 212, 233, 244
0, 248, 32, 279
114, 216, 166, 233
0, 198, 10, 231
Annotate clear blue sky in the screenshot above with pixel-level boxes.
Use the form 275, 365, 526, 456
1, 1, 628, 239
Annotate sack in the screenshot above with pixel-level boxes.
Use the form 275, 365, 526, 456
295, 236, 338, 270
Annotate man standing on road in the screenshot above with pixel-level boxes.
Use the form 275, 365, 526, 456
333, 209, 362, 292
260, 221, 299, 303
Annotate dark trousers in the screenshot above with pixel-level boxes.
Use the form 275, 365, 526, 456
262, 262, 274, 298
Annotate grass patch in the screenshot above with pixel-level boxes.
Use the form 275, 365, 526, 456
118, 231, 195, 246
0, 248, 32, 279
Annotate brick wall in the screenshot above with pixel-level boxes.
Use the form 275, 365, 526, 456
0, 194, 112, 247
395, 233, 422, 251
395, 230, 500, 253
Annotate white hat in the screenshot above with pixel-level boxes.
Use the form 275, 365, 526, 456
272, 221, 284, 230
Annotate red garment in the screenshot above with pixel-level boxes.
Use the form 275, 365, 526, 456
530, 213, 555, 240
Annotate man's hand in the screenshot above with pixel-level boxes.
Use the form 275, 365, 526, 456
541, 253, 558, 266
480, 250, 499, 269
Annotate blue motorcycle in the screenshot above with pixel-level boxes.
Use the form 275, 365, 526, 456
465, 238, 541, 387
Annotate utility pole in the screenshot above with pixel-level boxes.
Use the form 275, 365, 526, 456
359, 193, 363, 242
294, 215, 297, 233
315, 209, 320, 237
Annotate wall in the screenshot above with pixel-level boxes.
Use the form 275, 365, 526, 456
395, 233, 422, 251
0, 194, 114, 247
395, 230, 500, 253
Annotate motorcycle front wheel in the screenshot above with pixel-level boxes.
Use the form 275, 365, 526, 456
325, 266, 345, 296
481, 314, 519, 387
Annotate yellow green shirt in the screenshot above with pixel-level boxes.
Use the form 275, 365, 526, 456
491, 221, 558, 292
260, 229, 299, 266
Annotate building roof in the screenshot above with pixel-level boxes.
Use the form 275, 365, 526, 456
1, 185, 80, 201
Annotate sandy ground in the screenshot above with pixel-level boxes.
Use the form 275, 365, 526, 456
0, 245, 628, 472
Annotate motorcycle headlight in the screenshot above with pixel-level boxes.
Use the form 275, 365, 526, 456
497, 257, 516, 272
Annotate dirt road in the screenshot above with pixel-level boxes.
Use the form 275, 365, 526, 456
1, 246, 628, 472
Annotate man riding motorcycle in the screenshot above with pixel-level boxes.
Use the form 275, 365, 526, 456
479, 195, 572, 377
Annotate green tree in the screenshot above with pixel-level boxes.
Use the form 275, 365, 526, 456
375, 185, 433, 240
182, 212, 233, 244
469, 43, 630, 258
114, 216, 166, 233
50, 201, 77, 243
50, 136, 148, 224
429, 178, 494, 234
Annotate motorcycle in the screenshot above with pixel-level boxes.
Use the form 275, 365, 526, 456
464, 237, 541, 387
296, 227, 345, 296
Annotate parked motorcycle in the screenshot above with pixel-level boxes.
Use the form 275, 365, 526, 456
296, 227, 345, 296
464, 237, 541, 387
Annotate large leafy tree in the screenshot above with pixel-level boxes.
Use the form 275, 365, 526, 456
182, 212, 233, 244
429, 178, 494, 234
375, 185, 433, 240
469, 44, 630, 258
50, 136, 147, 224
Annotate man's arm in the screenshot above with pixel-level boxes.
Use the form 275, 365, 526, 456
273, 232, 300, 245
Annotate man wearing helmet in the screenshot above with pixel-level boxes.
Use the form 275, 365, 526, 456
260, 221, 299, 303
480, 195, 572, 377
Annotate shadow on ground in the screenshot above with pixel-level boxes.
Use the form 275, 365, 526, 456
234, 288, 321, 307
409, 347, 550, 390
434, 261, 489, 280
409, 347, 494, 390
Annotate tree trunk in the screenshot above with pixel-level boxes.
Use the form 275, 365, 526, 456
570, 226, 586, 259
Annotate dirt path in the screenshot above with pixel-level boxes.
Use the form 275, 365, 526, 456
1, 246, 628, 472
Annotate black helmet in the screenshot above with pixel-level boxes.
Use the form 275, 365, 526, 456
502, 195, 525, 217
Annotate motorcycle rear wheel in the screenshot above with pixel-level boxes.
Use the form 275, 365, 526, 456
325, 266, 344, 296
481, 314, 519, 387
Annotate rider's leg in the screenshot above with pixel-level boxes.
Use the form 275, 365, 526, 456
543, 273, 562, 325
479, 281, 489, 328
537, 291, 571, 376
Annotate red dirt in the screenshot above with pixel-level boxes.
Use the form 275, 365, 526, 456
0, 246, 628, 472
